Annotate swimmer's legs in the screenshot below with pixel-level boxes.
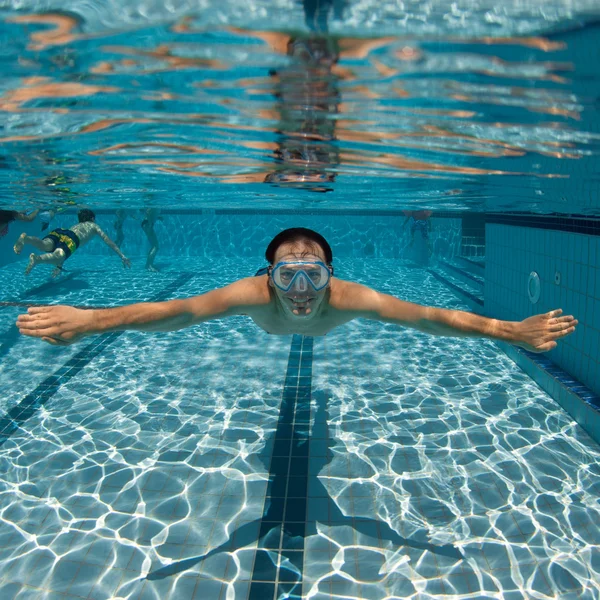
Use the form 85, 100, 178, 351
14, 234, 53, 254
24, 249, 66, 276
114, 209, 126, 248
142, 219, 159, 272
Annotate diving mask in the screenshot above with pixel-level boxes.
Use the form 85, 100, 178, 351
270, 260, 331, 292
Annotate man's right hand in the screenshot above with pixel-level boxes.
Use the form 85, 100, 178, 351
17, 305, 94, 345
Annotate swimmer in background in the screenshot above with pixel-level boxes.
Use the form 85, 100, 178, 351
114, 209, 128, 248
403, 209, 433, 254
14, 208, 131, 276
114, 208, 161, 271
141, 208, 160, 272
0, 208, 39, 237
17, 227, 576, 355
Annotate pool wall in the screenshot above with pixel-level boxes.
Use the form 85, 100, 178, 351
485, 220, 599, 397
0, 212, 462, 267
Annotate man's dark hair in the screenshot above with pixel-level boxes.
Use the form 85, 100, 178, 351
78, 209, 95, 223
265, 227, 333, 265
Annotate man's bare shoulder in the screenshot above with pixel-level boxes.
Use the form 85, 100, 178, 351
328, 278, 382, 313
216, 275, 272, 309
72, 221, 100, 236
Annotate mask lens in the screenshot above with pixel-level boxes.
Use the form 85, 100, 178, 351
272, 262, 330, 291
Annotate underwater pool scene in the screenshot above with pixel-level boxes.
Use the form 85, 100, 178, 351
1, 1, 600, 599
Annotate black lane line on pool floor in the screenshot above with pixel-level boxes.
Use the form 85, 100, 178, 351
0, 273, 195, 447
144, 335, 313, 587
248, 334, 313, 600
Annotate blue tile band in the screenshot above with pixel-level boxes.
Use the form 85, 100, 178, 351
0, 273, 195, 447
486, 214, 600, 236
248, 334, 313, 600
514, 346, 600, 412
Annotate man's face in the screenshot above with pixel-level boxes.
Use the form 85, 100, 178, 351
270, 242, 331, 318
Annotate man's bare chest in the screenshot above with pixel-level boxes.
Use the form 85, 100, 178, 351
248, 307, 349, 337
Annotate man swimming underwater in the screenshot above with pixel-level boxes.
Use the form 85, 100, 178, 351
17, 227, 577, 352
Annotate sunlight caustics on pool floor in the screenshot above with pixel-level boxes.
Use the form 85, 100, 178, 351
0, 257, 599, 599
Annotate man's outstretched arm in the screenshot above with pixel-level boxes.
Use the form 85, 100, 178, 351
343, 284, 577, 353
16, 279, 263, 346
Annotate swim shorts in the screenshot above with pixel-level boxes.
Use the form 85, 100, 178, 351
44, 228, 80, 259
410, 218, 429, 240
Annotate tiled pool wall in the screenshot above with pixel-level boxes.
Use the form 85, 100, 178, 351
485, 219, 600, 399
0, 212, 462, 266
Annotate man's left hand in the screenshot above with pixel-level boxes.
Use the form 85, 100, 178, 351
514, 309, 577, 353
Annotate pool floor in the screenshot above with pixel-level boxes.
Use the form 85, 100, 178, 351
1, 256, 599, 599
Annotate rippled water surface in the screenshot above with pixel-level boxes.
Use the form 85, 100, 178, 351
1, 0, 599, 213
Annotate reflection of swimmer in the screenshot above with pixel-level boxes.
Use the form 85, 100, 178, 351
264, 35, 341, 192
17, 227, 576, 355
403, 209, 433, 254
0, 209, 39, 237
14, 209, 130, 277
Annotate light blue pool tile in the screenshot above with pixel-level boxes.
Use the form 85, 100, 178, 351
125, 549, 148, 574
170, 575, 199, 598
22, 553, 54, 588
46, 559, 80, 593
500, 591, 527, 600
85, 538, 116, 566
0, 582, 21, 600
66, 563, 105, 598
192, 579, 225, 599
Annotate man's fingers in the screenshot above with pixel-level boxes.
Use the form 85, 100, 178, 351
547, 326, 575, 341
553, 315, 575, 324
17, 312, 50, 324
18, 325, 49, 337
26, 306, 53, 315
549, 317, 577, 331
17, 313, 53, 327
42, 336, 69, 346
538, 341, 558, 352
17, 317, 53, 331
559, 326, 576, 337
547, 308, 563, 318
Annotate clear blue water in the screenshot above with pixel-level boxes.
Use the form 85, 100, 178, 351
2, 255, 600, 599
1, 1, 600, 599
